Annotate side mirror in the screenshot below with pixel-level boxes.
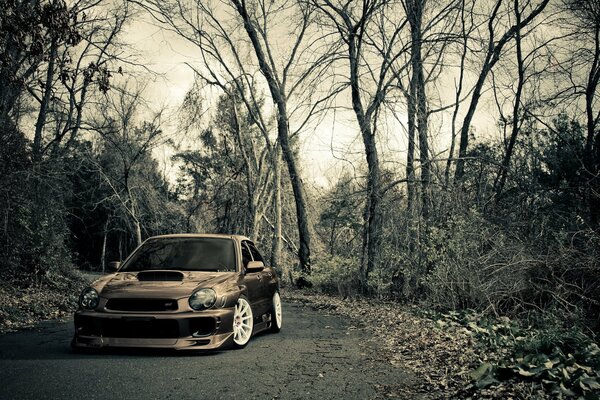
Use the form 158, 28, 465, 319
107, 261, 121, 272
246, 260, 264, 273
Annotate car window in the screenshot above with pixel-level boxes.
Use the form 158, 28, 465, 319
122, 238, 236, 272
241, 242, 252, 268
246, 241, 264, 263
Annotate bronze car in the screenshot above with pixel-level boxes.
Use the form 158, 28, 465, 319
72, 234, 282, 350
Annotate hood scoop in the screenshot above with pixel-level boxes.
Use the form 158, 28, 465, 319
137, 270, 184, 282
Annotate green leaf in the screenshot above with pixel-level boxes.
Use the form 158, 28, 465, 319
470, 363, 499, 389
580, 377, 600, 391
560, 383, 576, 396
573, 363, 593, 374
470, 362, 494, 381
517, 367, 536, 377
476, 374, 499, 389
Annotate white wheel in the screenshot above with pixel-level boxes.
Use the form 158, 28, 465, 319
270, 291, 282, 332
232, 297, 253, 347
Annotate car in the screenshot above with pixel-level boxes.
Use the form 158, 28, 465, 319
72, 234, 282, 350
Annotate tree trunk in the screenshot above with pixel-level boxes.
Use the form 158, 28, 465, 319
277, 108, 312, 273
133, 219, 142, 247
454, 54, 495, 183
408, 0, 430, 218
494, 1, 524, 201
100, 219, 109, 273
129, 191, 143, 247
584, 22, 600, 225
33, 38, 58, 163
360, 135, 381, 289
444, 0, 467, 187
270, 145, 282, 269
406, 84, 417, 214
345, 30, 381, 289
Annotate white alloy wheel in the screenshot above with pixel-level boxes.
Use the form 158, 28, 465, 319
271, 292, 282, 332
233, 297, 253, 347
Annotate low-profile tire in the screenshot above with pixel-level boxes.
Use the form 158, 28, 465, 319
270, 291, 282, 333
232, 296, 253, 349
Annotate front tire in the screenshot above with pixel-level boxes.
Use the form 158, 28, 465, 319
270, 291, 282, 332
232, 296, 253, 348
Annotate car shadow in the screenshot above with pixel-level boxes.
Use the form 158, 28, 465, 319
69, 346, 225, 358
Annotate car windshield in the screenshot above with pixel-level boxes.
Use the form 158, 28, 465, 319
121, 237, 236, 272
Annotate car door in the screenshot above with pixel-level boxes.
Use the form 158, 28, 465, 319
245, 241, 272, 313
241, 241, 266, 314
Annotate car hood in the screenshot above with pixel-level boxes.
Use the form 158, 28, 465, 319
95, 271, 238, 299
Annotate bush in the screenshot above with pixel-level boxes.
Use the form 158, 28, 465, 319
310, 255, 361, 297
422, 208, 536, 314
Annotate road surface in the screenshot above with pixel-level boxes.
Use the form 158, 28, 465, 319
0, 300, 410, 399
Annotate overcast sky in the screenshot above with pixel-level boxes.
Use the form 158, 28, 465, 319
121, 9, 499, 189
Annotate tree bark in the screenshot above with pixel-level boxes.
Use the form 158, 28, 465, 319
584, 23, 600, 225
346, 27, 381, 289
494, 0, 524, 201
408, 0, 430, 218
444, 0, 467, 187
406, 77, 417, 214
270, 144, 282, 269
100, 218, 109, 273
33, 38, 58, 163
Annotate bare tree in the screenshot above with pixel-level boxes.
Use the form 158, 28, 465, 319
89, 84, 167, 246
444, 0, 472, 187
405, 0, 431, 217
313, 0, 409, 287
139, 0, 340, 274
178, 80, 274, 240
560, 0, 600, 223
28, 0, 130, 162
453, 0, 550, 183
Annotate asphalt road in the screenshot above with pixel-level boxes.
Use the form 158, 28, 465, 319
0, 300, 410, 400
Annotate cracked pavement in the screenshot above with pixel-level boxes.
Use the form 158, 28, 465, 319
0, 300, 411, 399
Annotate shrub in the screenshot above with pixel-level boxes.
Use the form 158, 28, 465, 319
422, 208, 536, 314
310, 255, 360, 297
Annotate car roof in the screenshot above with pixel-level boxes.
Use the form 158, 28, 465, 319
147, 233, 252, 242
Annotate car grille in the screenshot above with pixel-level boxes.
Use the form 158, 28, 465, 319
105, 298, 178, 312
75, 315, 216, 339
75, 315, 179, 338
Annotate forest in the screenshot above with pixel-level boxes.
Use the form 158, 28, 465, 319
0, 0, 599, 340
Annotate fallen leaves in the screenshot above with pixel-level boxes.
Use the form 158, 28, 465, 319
0, 275, 86, 333
284, 290, 480, 398
284, 289, 599, 399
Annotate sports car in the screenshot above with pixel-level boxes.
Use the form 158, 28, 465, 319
72, 234, 282, 350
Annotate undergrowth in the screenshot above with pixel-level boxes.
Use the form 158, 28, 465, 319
428, 309, 600, 398
0, 271, 87, 333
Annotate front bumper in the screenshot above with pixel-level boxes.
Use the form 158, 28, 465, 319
72, 308, 235, 350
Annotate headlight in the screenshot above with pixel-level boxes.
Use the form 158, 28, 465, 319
79, 287, 99, 310
189, 289, 216, 310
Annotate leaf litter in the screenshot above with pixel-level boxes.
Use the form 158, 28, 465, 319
284, 290, 599, 399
